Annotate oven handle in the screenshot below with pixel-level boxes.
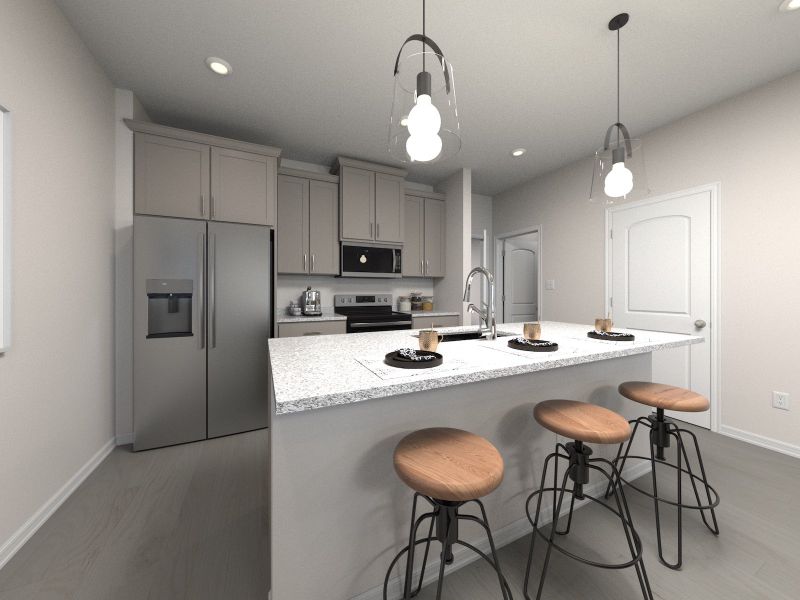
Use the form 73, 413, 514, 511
350, 321, 411, 328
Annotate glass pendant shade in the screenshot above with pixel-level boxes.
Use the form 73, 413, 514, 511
389, 49, 461, 163
590, 132, 648, 204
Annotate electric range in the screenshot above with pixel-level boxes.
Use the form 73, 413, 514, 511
333, 294, 412, 333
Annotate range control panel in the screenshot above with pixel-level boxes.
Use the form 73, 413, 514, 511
334, 294, 393, 307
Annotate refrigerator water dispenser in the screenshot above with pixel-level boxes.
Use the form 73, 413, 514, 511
146, 279, 193, 338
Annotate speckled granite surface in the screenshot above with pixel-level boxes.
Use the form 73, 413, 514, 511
276, 308, 346, 324
268, 321, 702, 415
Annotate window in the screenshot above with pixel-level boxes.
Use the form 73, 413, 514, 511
0, 106, 9, 351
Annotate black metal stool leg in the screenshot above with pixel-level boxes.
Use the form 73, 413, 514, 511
523, 450, 561, 600
460, 504, 514, 600
532, 469, 572, 600
676, 427, 720, 535
434, 515, 454, 600
593, 460, 654, 600
410, 504, 437, 597
604, 417, 649, 499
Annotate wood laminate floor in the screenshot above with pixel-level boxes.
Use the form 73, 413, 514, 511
0, 425, 798, 599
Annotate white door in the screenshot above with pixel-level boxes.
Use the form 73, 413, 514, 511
503, 233, 538, 323
609, 188, 713, 428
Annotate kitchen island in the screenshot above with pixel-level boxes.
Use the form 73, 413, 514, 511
268, 322, 701, 600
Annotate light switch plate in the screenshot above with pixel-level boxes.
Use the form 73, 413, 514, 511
545, 279, 556, 290
772, 391, 790, 411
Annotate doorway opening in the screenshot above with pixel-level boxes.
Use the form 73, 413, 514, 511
495, 227, 542, 324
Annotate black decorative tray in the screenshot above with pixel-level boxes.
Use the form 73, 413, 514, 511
384, 349, 443, 369
587, 331, 635, 342
508, 337, 559, 352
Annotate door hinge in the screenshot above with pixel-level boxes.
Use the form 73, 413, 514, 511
609, 229, 614, 239
609, 297, 614, 307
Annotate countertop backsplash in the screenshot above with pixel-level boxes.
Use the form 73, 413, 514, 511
276, 275, 434, 312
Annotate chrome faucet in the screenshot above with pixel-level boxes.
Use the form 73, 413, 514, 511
463, 267, 497, 340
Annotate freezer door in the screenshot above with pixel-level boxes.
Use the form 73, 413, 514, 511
207, 221, 271, 437
133, 216, 207, 450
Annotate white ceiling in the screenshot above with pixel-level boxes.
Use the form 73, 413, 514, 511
55, 0, 800, 195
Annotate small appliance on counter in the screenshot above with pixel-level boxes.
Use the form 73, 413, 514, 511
287, 301, 303, 316
302, 286, 322, 316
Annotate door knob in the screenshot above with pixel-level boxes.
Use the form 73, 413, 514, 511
694, 319, 707, 329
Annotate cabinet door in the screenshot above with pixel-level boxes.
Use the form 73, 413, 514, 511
424, 199, 446, 277
402, 196, 424, 277
308, 180, 339, 275
277, 175, 309, 274
211, 147, 271, 225
278, 320, 346, 338
374, 173, 405, 243
340, 166, 375, 241
134, 133, 209, 219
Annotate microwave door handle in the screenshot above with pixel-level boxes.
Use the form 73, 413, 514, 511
392, 250, 397, 273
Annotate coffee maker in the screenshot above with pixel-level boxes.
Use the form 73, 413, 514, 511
302, 286, 322, 316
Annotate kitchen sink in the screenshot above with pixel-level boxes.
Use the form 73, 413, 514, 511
439, 331, 516, 342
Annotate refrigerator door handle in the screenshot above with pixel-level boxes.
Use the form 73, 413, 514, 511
199, 231, 206, 349
210, 232, 217, 349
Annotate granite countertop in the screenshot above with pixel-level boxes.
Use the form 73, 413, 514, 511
276, 308, 346, 324
409, 311, 460, 318
268, 321, 702, 415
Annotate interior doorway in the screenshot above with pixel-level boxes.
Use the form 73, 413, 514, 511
495, 228, 541, 324
606, 184, 720, 431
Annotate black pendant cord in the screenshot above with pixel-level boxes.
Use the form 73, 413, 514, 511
616, 28, 621, 147
422, 0, 427, 73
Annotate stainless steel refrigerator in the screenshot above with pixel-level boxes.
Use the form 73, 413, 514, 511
133, 215, 272, 451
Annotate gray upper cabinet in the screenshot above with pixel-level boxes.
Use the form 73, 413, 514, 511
277, 172, 339, 275
308, 180, 339, 275
403, 191, 446, 278
402, 195, 424, 277
339, 166, 374, 241
424, 198, 446, 277
134, 133, 210, 220
334, 158, 407, 243
211, 147, 276, 226
374, 173, 405, 243
128, 120, 281, 226
277, 175, 309, 274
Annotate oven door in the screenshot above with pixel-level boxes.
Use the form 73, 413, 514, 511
340, 244, 401, 278
346, 315, 412, 333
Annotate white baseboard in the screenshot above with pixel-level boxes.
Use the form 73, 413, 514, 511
352, 460, 652, 600
0, 437, 116, 571
115, 432, 134, 446
719, 425, 800, 459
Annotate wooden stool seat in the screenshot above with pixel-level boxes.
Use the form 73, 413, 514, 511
393, 428, 504, 502
619, 381, 709, 412
534, 400, 631, 445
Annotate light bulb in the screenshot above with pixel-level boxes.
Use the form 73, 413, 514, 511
406, 133, 443, 162
407, 94, 441, 137
604, 161, 634, 197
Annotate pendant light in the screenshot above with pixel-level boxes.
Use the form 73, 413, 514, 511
388, 0, 461, 163
590, 13, 648, 204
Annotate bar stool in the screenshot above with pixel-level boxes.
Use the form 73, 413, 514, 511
524, 400, 653, 600
383, 427, 513, 600
606, 382, 720, 570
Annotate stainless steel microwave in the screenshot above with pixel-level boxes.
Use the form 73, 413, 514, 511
340, 243, 402, 278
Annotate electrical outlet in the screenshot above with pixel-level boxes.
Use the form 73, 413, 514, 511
772, 391, 790, 411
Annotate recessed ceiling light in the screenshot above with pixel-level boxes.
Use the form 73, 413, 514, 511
511, 148, 526, 157
205, 57, 232, 76
779, 0, 800, 11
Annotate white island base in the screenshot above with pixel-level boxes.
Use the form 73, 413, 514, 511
268, 322, 700, 600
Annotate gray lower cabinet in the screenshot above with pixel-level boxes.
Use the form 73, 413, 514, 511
277, 174, 338, 275
134, 133, 210, 220
403, 195, 445, 277
211, 147, 277, 226
278, 320, 346, 338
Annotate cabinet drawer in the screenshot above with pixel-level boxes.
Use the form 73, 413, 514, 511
412, 315, 460, 329
278, 320, 346, 338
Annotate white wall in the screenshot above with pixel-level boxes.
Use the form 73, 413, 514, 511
493, 69, 800, 452
0, 0, 115, 566
434, 169, 472, 321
